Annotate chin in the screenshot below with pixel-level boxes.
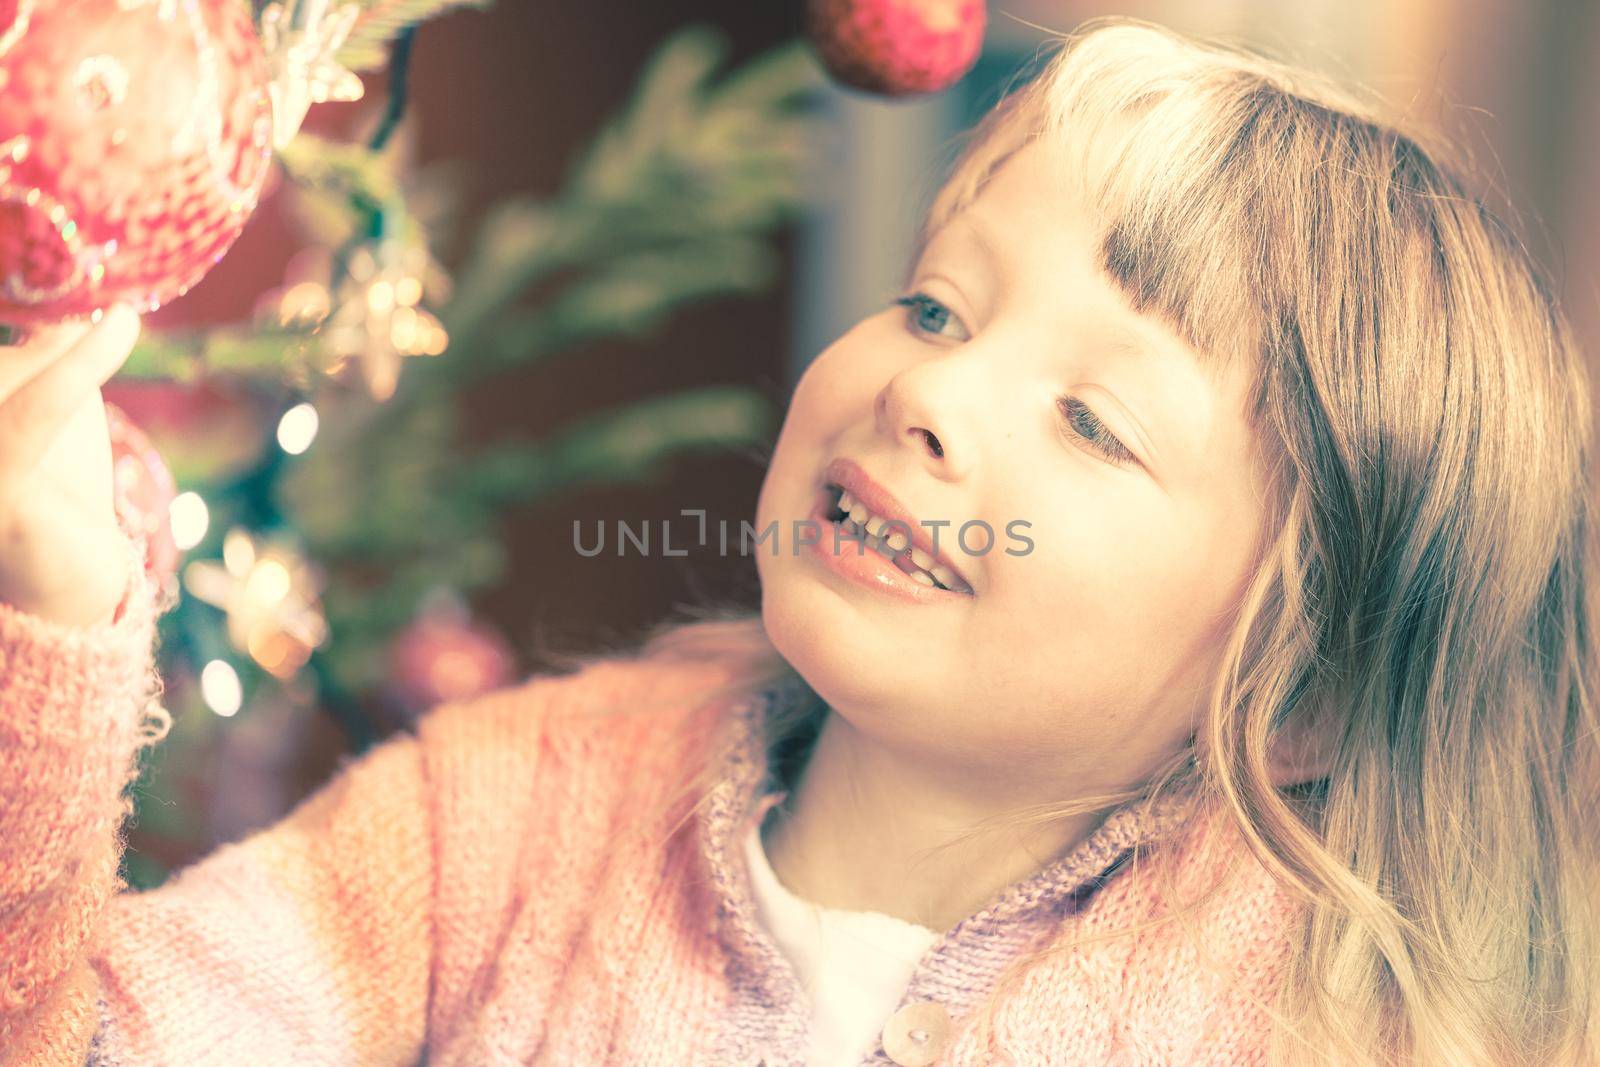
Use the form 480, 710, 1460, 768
758, 580, 923, 729
761, 574, 849, 676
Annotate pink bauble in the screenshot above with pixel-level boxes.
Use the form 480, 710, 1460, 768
806, 0, 987, 97
102, 377, 263, 483
0, 0, 273, 326
388, 612, 516, 714
105, 400, 181, 592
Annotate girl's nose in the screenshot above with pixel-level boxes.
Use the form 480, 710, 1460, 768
874, 368, 975, 481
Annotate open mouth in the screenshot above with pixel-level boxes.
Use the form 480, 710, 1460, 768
820, 482, 974, 595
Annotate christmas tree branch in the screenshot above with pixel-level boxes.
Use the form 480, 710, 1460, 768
455, 386, 778, 506
423, 29, 825, 382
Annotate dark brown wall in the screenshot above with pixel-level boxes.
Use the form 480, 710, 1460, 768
409, 2, 805, 664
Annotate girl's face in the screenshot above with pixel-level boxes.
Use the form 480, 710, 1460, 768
756, 140, 1272, 803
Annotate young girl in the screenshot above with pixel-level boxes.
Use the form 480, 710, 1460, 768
1, 15, 1595, 1067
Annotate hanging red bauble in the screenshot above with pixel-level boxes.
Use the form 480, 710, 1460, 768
805, 0, 987, 97
387, 599, 516, 715
104, 400, 181, 596
0, 0, 274, 327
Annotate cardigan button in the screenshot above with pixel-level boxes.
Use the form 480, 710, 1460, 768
882, 1000, 952, 1066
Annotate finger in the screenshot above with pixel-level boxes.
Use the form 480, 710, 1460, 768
0, 305, 141, 485
0, 318, 98, 400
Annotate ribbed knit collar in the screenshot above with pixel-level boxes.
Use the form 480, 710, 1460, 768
695, 680, 1205, 1067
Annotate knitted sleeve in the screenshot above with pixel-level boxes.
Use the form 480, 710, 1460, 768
0, 519, 436, 1066
0, 519, 169, 1067
85, 719, 435, 1066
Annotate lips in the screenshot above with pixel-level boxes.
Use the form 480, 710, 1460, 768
820, 456, 977, 594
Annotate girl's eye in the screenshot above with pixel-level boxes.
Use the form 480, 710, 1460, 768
893, 292, 970, 342
1059, 396, 1138, 467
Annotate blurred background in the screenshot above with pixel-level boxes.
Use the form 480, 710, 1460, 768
104, 0, 1599, 884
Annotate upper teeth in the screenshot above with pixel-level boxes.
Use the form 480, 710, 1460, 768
835, 488, 970, 593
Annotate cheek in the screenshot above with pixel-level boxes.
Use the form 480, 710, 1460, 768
979, 496, 1233, 690
761, 319, 904, 490
756, 324, 896, 555
797, 311, 916, 408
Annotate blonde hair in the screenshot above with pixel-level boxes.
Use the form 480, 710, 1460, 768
562, 15, 1600, 1065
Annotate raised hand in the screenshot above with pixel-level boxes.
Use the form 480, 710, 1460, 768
0, 307, 144, 627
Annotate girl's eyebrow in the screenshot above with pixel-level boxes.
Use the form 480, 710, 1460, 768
1102, 323, 1161, 366
909, 211, 999, 289
935, 212, 1000, 270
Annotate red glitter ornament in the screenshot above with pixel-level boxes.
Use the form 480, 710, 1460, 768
0, 0, 274, 326
105, 400, 180, 595
806, 0, 987, 97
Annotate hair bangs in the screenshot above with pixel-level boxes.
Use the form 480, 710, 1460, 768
912, 23, 1303, 393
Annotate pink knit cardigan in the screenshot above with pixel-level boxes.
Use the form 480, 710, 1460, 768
0, 523, 1304, 1066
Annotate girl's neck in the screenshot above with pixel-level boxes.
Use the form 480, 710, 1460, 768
759, 709, 1104, 933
